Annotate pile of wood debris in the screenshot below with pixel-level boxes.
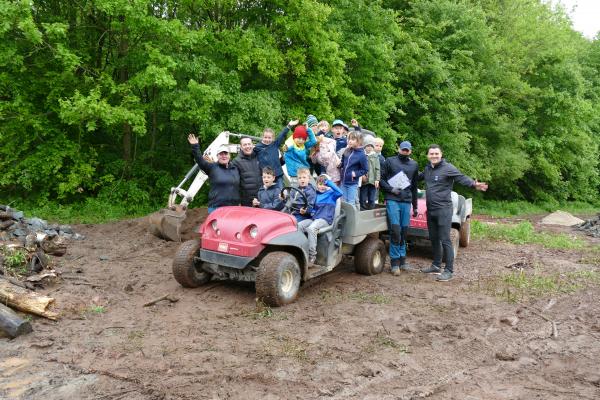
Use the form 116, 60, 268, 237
0, 205, 80, 338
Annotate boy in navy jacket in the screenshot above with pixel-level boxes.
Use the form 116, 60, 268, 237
298, 174, 343, 264
253, 167, 284, 211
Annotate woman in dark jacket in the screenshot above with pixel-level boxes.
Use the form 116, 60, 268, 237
188, 134, 240, 213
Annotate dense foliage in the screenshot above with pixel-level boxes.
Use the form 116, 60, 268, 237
1, 0, 598, 210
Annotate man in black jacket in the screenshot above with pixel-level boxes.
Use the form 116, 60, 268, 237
233, 137, 263, 207
420, 144, 488, 281
380, 141, 419, 275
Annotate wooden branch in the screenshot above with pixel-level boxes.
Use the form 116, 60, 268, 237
0, 279, 58, 320
143, 294, 178, 307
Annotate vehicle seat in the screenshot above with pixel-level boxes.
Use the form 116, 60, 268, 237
317, 198, 342, 235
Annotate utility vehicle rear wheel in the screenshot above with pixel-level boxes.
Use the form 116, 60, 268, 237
256, 251, 301, 307
443, 228, 460, 262
459, 218, 471, 248
172, 239, 211, 288
354, 237, 385, 275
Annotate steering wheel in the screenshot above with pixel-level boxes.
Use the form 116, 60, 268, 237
280, 186, 309, 214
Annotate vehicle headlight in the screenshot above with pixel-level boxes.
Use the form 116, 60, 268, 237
235, 232, 241, 240
211, 220, 217, 231
249, 225, 258, 239
215, 229, 221, 236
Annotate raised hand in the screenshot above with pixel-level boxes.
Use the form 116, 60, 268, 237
351, 118, 358, 127
187, 134, 199, 145
288, 119, 300, 128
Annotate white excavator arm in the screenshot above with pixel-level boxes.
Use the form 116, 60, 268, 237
150, 131, 261, 241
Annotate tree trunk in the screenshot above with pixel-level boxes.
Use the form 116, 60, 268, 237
0, 303, 32, 338
0, 279, 58, 320
118, 16, 131, 164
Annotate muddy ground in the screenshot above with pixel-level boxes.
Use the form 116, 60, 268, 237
1, 210, 599, 400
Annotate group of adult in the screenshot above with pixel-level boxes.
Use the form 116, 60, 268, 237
380, 142, 487, 281
187, 125, 488, 282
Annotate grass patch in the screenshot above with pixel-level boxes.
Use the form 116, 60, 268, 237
11, 199, 156, 224
87, 305, 106, 314
472, 220, 585, 249
476, 199, 599, 218
244, 299, 288, 320
263, 335, 310, 362
484, 269, 600, 303
0, 247, 28, 276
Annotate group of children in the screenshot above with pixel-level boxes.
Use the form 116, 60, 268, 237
249, 116, 387, 264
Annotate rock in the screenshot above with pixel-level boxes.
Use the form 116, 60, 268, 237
540, 211, 585, 226
59, 225, 74, 234
495, 351, 518, 361
26, 217, 48, 231
500, 316, 519, 326
61, 233, 73, 239
72, 233, 85, 240
11, 211, 24, 220
44, 229, 58, 237
99, 255, 110, 261
12, 228, 27, 237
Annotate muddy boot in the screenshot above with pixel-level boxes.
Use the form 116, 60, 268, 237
390, 259, 401, 276
398, 257, 415, 272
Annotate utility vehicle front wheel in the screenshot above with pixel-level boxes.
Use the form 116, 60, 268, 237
172, 239, 212, 288
255, 252, 301, 307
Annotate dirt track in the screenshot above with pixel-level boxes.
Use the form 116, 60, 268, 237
1, 210, 600, 400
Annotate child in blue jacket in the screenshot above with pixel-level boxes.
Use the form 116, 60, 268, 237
298, 174, 343, 264
339, 131, 368, 206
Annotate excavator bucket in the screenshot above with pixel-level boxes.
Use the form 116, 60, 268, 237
148, 206, 188, 242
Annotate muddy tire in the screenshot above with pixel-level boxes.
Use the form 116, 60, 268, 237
443, 228, 460, 262
459, 218, 470, 248
172, 239, 211, 288
256, 251, 301, 307
354, 237, 385, 276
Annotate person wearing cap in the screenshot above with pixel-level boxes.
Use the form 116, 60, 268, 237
419, 144, 488, 281
305, 115, 322, 175
283, 124, 317, 182
233, 136, 262, 207
380, 140, 419, 275
331, 119, 348, 152
187, 134, 240, 213
359, 135, 381, 210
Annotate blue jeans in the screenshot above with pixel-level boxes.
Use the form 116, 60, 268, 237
386, 200, 411, 261
341, 183, 358, 205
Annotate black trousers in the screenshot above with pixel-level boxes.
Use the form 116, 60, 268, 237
427, 207, 454, 272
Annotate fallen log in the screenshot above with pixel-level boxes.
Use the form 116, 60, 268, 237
0, 302, 33, 338
0, 279, 58, 320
